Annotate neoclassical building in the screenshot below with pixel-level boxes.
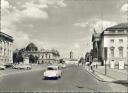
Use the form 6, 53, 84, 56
99, 23, 128, 67
92, 23, 128, 68
0, 32, 13, 64
22, 43, 60, 64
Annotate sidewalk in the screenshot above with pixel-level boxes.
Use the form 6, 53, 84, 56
84, 65, 128, 84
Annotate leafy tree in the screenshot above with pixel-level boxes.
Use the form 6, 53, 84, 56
29, 55, 38, 63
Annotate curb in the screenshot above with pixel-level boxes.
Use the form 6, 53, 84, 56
85, 69, 105, 82
84, 67, 128, 84
83, 66, 113, 83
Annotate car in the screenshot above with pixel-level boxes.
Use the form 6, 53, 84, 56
0, 65, 5, 70
60, 63, 66, 68
19, 64, 32, 70
43, 65, 62, 79
12, 64, 20, 69
54, 63, 66, 69
4, 63, 14, 68
13, 64, 31, 70
85, 62, 90, 66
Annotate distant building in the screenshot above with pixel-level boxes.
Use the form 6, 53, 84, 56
22, 43, 60, 64
0, 32, 13, 64
70, 51, 73, 59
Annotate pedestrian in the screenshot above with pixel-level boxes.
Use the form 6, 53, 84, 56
90, 63, 94, 73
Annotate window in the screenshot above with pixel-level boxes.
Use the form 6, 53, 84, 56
119, 39, 123, 43
110, 47, 114, 57
45, 54, 47, 59
119, 47, 123, 58
110, 39, 114, 43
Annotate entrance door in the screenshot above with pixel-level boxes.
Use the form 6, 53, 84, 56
119, 60, 124, 70
110, 60, 115, 69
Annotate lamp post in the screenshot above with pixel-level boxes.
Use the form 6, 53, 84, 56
126, 2, 128, 92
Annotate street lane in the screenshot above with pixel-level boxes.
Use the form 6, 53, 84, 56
0, 65, 112, 92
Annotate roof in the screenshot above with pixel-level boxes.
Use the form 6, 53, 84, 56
106, 23, 128, 30
0, 32, 13, 42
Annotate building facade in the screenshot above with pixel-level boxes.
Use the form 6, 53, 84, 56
23, 49, 60, 64
100, 23, 128, 67
0, 32, 13, 64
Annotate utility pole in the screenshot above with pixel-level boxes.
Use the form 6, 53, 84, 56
127, 1, 128, 84
100, 0, 107, 75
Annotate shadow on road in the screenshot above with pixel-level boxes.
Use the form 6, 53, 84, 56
112, 80, 128, 87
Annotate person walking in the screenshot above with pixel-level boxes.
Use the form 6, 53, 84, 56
90, 63, 94, 73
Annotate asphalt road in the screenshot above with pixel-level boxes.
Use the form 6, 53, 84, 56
0, 65, 112, 92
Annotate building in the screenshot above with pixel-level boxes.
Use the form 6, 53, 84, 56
0, 32, 13, 64
22, 43, 60, 64
100, 23, 128, 67
70, 51, 73, 59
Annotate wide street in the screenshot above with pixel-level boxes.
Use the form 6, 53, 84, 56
0, 64, 113, 92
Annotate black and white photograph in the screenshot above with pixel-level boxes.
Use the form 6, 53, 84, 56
0, 0, 128, 92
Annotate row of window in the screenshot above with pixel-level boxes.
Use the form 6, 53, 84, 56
0, 48, 12, 56
110, 39, 123, 43
110, 48, 123, 58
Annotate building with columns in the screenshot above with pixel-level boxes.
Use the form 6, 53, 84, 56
0, 32, 13, 65
100, 23, 128, 67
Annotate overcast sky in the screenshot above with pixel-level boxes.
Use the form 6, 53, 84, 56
1, 0, 128, 58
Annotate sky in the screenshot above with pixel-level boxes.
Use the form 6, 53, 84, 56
1, 0, 128, 58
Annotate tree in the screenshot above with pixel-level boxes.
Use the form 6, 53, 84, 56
29, 55, 37, 63
13, 51, 23, 63
78, 57, 85, 65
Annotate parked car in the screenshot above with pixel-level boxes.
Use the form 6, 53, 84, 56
0, 65, 5, 70
60, 63, 66, 68
85, 62, 90, 66
54, 63, 66, 69
19, 64, 32, 70
13, 64, 31, 70
4, 63, 14, 68
43, 65, 62, 79
12, 63, 21, 69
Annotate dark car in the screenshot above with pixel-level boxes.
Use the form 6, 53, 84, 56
4, 63, 14, 68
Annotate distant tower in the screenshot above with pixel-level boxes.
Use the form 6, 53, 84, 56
70, 51, 73, 59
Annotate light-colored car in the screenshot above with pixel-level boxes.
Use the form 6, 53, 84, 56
43, 65, 62, 79
0, 65, 5, 70
61, 64, 66, 68
54, 63, 66, 69
13, 64, 31, 70
19, 64, 32, 70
